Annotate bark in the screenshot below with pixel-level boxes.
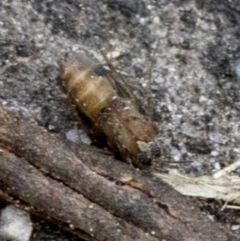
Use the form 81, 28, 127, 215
0, 149, 157, 241
0, 106, 237, 241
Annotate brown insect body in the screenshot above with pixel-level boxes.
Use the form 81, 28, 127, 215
61, 55, 160, 169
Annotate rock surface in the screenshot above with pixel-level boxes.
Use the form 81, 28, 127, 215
1, 0, 240, 239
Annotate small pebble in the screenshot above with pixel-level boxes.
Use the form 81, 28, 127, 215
232, 59, 240, 77
66, 129, 92, 145
66, 129, 80, 143
213, 162, 221, 170
211, 150, 219, 157
79, 129, 92, 145
208, 132, 224, 144
0, 205, 32, 241
231, 225, 240, 231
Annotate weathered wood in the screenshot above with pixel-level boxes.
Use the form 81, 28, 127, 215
0, 149, 158, 241
0, 106, 238, 241
0, 190, 96, 241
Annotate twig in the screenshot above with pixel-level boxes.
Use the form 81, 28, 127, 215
0, 106, 238, 241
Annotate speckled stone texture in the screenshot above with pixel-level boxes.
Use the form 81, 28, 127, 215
1, 0, 240, 239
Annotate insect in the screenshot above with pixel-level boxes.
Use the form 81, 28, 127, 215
60, 53, 160, 169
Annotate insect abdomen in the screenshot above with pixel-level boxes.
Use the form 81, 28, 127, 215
61, 62, 116, 121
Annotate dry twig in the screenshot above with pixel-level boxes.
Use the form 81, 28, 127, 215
0, 106, 237, 241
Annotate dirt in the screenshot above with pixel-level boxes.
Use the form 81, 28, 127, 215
1, 0, 240, 239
